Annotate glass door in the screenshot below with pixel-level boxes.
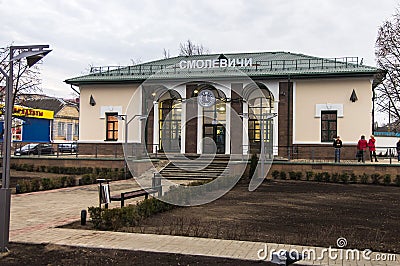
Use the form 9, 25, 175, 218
203, 124, 225, 154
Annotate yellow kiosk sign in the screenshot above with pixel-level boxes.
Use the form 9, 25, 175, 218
0, 105, 54, 119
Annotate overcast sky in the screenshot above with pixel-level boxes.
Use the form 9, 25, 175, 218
0, 0, 399, 100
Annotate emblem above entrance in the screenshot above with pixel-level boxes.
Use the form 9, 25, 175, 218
198, 89, 216, 107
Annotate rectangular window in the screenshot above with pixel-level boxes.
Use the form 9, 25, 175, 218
106, 113, 118, 141
74, 123, 79, 137
321, 111, 337, 142
58, 122, 65, 136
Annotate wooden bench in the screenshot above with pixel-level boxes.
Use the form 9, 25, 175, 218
110, 188, 159, 207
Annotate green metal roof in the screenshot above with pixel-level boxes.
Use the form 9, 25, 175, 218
64, 51, 383, 85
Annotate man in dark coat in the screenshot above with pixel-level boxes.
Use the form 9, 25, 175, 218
333, 136, 343, 162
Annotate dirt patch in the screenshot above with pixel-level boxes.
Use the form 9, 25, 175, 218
0, 242, 274, 265
68, 180, 400, 253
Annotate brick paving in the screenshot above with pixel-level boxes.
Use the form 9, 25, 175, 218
7, 179, 399, 265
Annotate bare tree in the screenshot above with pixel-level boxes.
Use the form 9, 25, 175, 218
179, 39, 209, 56
375, 9, 400, 129
163, 48, 170, 59
130, 58, 142, 65
0, 44, 43, 105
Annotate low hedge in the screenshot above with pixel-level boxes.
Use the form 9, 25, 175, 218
16, 176, 77, 193
87, 179, 217, 231
15, 166, 130, 194
88, 198, 175, 230
269, 171, 400, 186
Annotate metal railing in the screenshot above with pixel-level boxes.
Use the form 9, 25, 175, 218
88, 57, 364, 77
2, 143, 399, 165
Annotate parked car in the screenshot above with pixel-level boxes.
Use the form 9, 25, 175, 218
58, 143, 78, 153
14, 143, 54, 156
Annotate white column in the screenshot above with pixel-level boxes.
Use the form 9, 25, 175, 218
153, 101, 159, 153
242, 101, 249, 155
225, 102, 231, 154
273, 100, 279, 155
197, 104, 203, 154
180, 101, 186, 154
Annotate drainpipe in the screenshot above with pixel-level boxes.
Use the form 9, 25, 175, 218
372, 87, 375, 134
70, 84, 80, 95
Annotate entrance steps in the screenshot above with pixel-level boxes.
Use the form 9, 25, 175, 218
159, 154, 231, 181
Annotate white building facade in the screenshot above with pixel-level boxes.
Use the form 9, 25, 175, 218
65, 52, 383, 159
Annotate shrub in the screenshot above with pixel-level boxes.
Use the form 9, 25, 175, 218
88, 207, 102, 229
88, 198, 174, 230
295, 171, 303, 180
52, 177, 63, 189
288, 171, 297, 180
383, 174, 391, 185
41, 178, 53, 190
331, 173, 339, 183
31, 179, 40, 191
271, 170, 280, 179
350, 173, 357, 183
395, 175, 400, 187
66, 176, 76, 187
371, 174, 381, 185
279, 171, 287, 180
322, 172, 331, 182
340, 173, 349, 184
21, 164, 34, 172
306, 171, 314, 181
360, 174, 369, 184
79, 174, 96, 185
18, 180, 32, 193
60, 176, 67, 187
314, 173, 323, 182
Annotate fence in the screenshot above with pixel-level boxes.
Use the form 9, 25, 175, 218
2, 142, 400, 164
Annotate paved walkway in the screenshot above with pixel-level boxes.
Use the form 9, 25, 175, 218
7, 179, 399, 266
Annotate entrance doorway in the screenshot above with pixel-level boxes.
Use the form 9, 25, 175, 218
203, 124, 225, 154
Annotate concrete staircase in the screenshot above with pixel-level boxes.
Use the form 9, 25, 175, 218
159, 155, 230, 181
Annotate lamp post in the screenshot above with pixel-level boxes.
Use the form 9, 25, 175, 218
0, 44, 51, 252
240, 112, 277, 178
115, 114, 146, 177
115, 114, 146, 151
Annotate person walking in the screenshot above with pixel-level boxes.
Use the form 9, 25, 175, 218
333, 136, 343, 162
368, 135, 378, 162
357, 135, 368, 163
397, 139, 400, 162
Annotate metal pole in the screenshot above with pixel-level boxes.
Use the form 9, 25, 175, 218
260, 114, 265, 179
124, 115, 128, 154
124, 115, 128, 177
0, 47, 14, 252
0, 45, 50, 252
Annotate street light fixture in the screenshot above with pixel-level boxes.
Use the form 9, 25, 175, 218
0, 44, 52, 252
115, 114, 147, 150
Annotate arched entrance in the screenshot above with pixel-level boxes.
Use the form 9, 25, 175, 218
157, 90, 182, 153
194, 84, 228, 154
244, 82, 275, 154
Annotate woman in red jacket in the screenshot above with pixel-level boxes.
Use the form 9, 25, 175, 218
357, 135, 368, 163
368, 135, 378, 162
